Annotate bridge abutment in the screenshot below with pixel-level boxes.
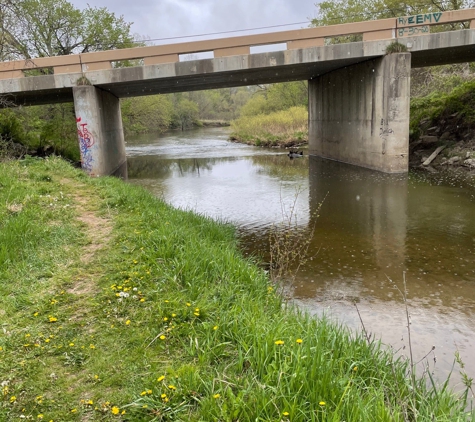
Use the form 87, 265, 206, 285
73, 85, 127, 178
308, 52, 411, 173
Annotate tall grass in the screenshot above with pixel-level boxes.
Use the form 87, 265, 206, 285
231, 106, 308, 147
0, 157, 472, 421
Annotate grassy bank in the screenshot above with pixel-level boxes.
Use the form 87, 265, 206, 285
411, 80, 475, 142
0, 157, 472, 421
230, 106, 308, 148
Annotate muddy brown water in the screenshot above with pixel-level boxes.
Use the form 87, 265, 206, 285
127, 127, 475, 391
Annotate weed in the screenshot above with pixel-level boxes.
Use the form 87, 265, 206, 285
386, 41, 408, 54
268, 188, 325, 284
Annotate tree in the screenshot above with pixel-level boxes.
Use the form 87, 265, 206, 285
173, 98, 199, 130
0, 0, 135, 60
121, 96, 173, 135
239, 82, 308, 117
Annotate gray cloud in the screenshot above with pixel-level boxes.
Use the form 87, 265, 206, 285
71, 0, 317, 43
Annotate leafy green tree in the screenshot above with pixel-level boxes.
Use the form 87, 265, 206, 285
172, 97, 199, 130
0, 0, 135, 60
121, 96, 173, 135
240, 82, 308, 117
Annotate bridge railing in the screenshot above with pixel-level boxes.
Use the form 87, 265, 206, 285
0, 8, 474, 80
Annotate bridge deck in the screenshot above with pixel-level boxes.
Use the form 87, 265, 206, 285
0, 20, 474, 106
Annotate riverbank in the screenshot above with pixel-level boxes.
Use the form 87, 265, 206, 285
230, 106, 308, 148
409, 80, 475, 171
0, 157, 473, 421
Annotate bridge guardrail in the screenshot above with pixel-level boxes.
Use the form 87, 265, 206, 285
0, 8, 474, 80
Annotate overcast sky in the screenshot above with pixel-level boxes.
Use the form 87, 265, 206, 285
71, 0, 318, 45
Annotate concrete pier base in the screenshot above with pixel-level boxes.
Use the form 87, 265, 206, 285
308, 53, 411, 173
72, 85, 127, 178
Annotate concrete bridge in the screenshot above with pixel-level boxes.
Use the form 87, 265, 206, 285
1, 9, 475, 176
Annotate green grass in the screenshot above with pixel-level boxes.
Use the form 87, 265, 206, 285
231, 106, 308, 147
0, 156, 473, 421
410, 79, 475, 141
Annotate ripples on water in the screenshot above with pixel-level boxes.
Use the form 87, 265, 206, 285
127, 127, 475, 388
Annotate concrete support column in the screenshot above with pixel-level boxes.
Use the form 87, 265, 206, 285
72, 85, 127, 178
309, 53, 411, 173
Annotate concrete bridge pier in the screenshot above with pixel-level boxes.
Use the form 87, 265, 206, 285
72, 85, 127, 178
308, 52, 411, 173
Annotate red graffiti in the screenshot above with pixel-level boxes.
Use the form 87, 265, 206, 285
77, 119, 94, 149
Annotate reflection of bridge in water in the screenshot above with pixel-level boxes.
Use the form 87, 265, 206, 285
1, 10, 475, 176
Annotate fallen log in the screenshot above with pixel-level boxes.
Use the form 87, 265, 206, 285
422, 145, 446, 166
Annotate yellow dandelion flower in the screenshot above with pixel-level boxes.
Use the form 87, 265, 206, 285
33, 312, 39, 317
171, 313, 176, 317
161, 393, 167, 398
140, 298, 145, 302
353, 366, 358, 371
275, 340, 284, 345
283, 411, 290, 416
125, 320, 131, 325
10, 395, 16, 403
140, 391, 147, 396
147, 389, 152, 395
48, 316, 57, 323
70, 408, 77, 413
213, 325, 218, 330
69, 342, 74, 347
159, 335, 166, 340
163, 317, 168, 322
157, 375, 165, 382
94, 375, 99, 380
296, 338, 303, 344
186, 302, 191, 307
89, 344, 95, 349
86, 399, 93, 405
213, 393, 221, 399
111, 406, 120, 415
37, 414, 44, 419
168, 385, 176, 390
319, 401, 326, 406
193, 312, 200, 316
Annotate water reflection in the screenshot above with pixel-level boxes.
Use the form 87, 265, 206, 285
128, 128, 309, 230
290, 157, 475, 383
127, 128, 475, 387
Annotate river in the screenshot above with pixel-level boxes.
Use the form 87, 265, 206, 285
126, 126, 475, 389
